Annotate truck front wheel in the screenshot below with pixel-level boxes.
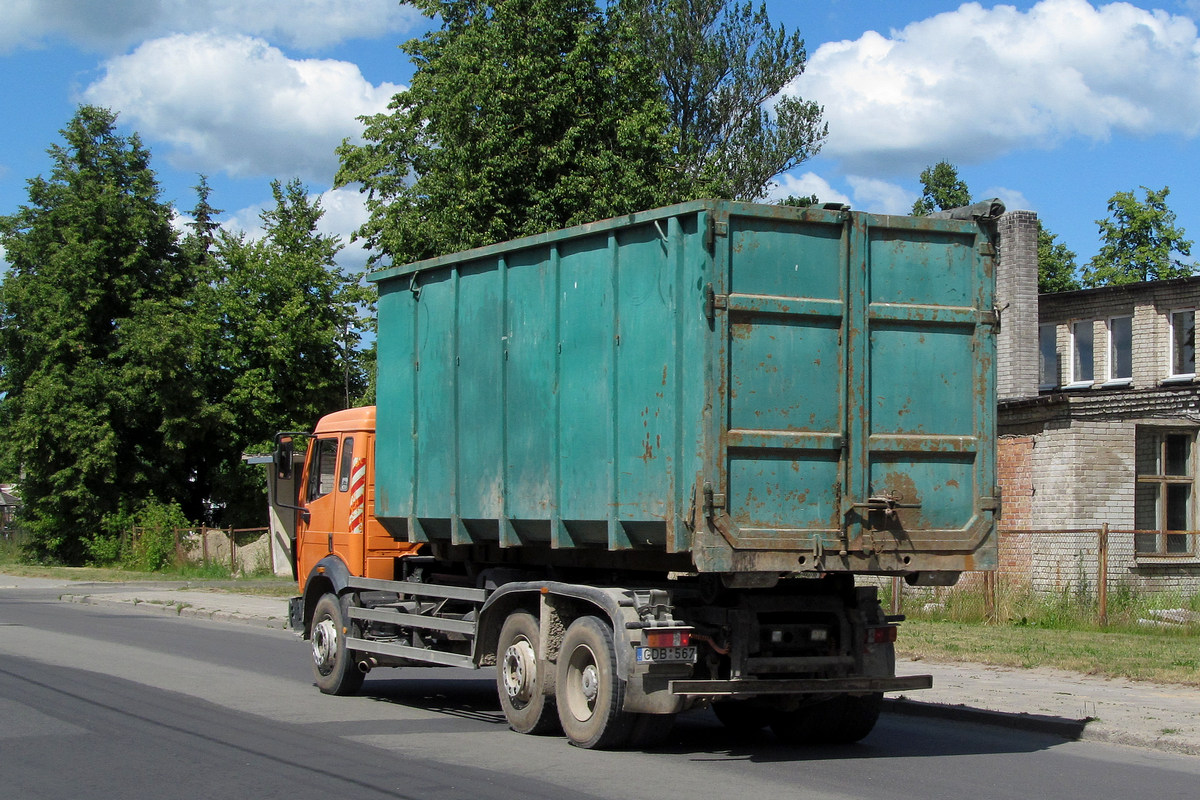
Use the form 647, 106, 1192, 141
311, 593, 365, 696
496, 610, 559, 735
556, 616, 631, 749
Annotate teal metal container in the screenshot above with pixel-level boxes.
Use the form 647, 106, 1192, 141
369, 201, 999, 576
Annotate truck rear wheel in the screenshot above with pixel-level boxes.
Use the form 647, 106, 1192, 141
496, 610, 559, 735
556, 616, 631, 749
712, 699, 770, 735
311, 593, 365, 696
770, 692, 883, 745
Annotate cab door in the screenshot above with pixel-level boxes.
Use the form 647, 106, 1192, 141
329, 434, 365, 574
297, 436, 343, 581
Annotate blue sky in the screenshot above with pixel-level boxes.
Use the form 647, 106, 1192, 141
2, 0, 1200, 276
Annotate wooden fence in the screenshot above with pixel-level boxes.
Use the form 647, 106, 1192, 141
170, 526, 271, 573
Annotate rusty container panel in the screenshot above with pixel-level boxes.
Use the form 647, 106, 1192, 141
369, 201, 998, 576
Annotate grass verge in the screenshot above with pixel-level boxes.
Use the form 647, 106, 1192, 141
898, 619, 1200, 686
0, 561, 297, 597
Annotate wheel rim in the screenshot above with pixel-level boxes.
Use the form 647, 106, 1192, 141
562, 642, 600, 722
501, 637, 538, 706
312, 617, 338, 676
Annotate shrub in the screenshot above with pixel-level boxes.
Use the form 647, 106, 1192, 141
121, 500, 192, 572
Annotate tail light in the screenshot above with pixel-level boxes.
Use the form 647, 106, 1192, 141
645, 629, 691, 648
866, 625, 898, 645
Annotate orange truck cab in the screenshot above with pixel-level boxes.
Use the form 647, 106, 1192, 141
290, 406, 419, 592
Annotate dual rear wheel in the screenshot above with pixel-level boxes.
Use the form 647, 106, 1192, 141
496, 612, 675, 749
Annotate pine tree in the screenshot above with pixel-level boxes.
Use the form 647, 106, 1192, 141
0, 106, 201, 560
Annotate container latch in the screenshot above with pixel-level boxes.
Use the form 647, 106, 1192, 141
852, 491, 921, 520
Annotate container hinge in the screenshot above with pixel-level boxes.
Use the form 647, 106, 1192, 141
703, 482, 726, 518
704, 283, 728, 322
704, 217, 729, 252
980, 496, 1000, 512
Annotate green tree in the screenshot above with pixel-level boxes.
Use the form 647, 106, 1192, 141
337, 0, 676, 266
777, 194, 819, 208
1081, 186, 1195, 287
1037, 222, 1080, 293
617, 0, 827, 200
199, 179, 373, 525
0, 106, 204, 561
911, 161, 971, 216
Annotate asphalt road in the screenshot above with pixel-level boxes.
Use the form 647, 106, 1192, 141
3, 583, 1200, 800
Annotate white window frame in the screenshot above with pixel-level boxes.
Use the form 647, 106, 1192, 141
1105, 315, 1132, 386
1168, 308, 1196, 382
1038, 323, 1059, 390
1066, 319, 1094, 389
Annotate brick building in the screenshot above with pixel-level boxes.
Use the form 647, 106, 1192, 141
994, 213, 1200, 594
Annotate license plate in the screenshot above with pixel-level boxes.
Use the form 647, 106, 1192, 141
636, 646, 698, 664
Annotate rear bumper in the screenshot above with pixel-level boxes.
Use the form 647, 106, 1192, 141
668, 674, 932, 697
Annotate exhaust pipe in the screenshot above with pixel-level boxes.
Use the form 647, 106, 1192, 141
357, 657, 377, 673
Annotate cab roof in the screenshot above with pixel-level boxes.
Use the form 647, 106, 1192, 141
313, 406, 376, 435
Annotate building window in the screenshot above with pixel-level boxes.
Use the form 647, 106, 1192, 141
1070, 320, 1094, 385
1107, 316, 1132, 382
1135, 429, 1196, 556
1039, 323, 1058, 389
1170, 310, 1195, 379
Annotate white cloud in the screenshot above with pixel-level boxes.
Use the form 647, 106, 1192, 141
0, 0, 423, 54
83, 33, 403, 184
981, 186, 1034, 214
215, 185, 374, 274
846, 176, 912, 215
765, 172, 852, 206
793, 0, 1200, 174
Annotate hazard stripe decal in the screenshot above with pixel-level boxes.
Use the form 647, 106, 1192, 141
348, 457, 368, 538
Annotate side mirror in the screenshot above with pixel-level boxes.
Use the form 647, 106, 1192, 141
275, 435, 294, 480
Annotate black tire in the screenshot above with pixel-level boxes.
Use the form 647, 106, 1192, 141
556, 616, 632, 749
712, 699, 770, 735
310, 593, 365, 696
770, 693, 883, 745
496, 610, 559, 735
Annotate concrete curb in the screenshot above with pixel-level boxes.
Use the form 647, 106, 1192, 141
59, 593, 291, 631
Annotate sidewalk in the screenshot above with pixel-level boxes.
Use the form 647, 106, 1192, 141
40, 579, 1200, 756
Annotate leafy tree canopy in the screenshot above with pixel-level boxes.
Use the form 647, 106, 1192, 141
617, 0, 827, 201
911, 160, 971, 216
1, 107, 375, 561
194, 179, 374, 526
1081, 186, 1195, 287
777, 193, 820, 208
1037, 221, 1080, 293
0, 105, 203, 561
337, 0, 676, 266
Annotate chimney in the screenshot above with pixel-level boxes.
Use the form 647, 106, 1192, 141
995, 210, 1039, 400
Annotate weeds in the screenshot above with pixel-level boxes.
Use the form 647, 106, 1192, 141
893, 579, 1200, 636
